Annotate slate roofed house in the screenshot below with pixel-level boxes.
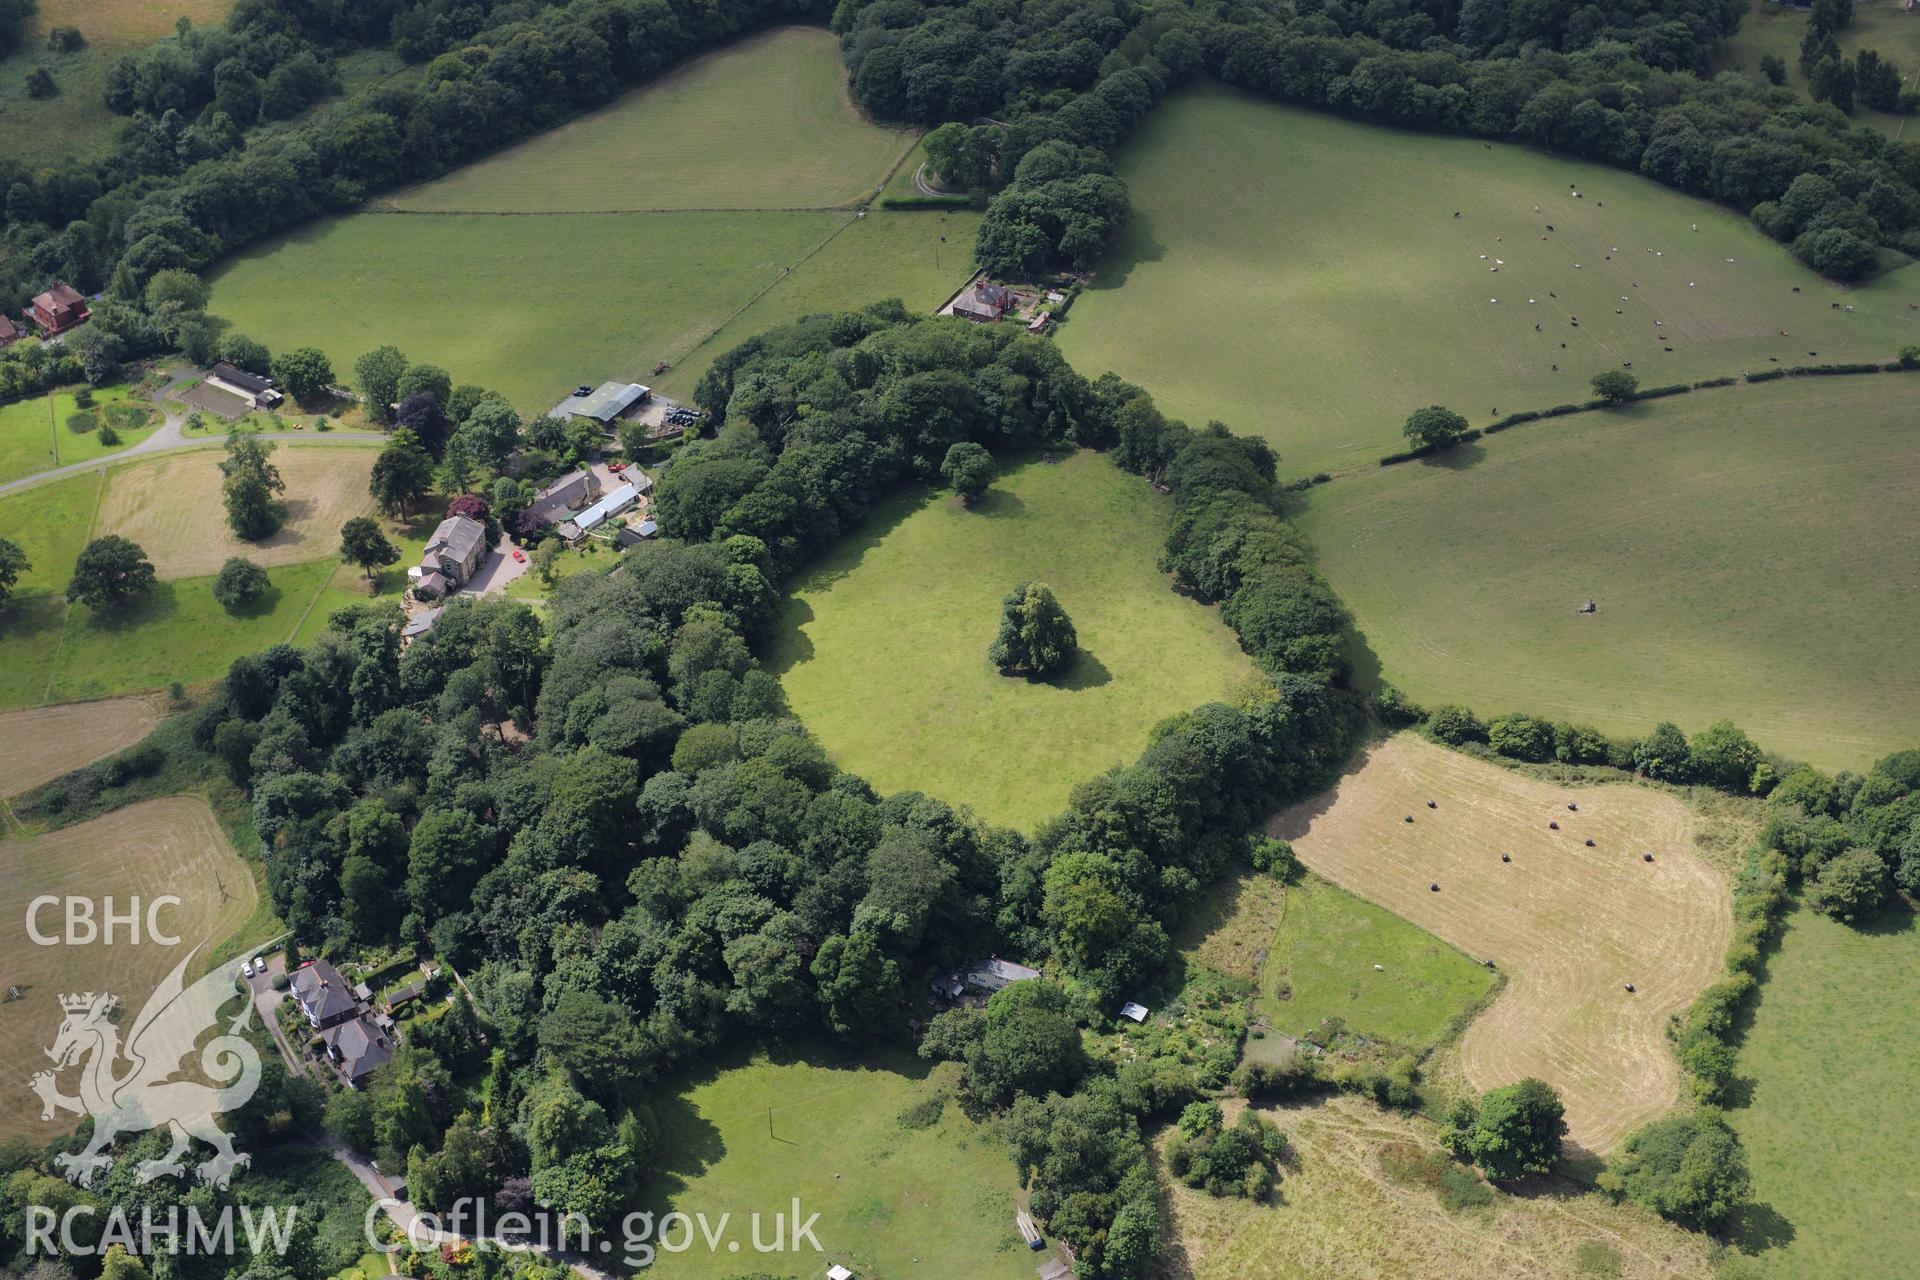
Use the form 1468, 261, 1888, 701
529, 468, 601, 525
951, 281, 1017, 323
614, 520, 658, 549
409, 514, 489, 598
322, 1015, 395, 1089
290, 960, 362, 1029
559, 381, 650, 426
0, 316, 19, 347
30, 283, 88, 336
401, 607, 442, 643
574, 481, 639, 534
205, 361, 284, 410
965, 957, 1041, 993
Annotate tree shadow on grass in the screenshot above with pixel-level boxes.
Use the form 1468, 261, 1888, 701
1729, 1200, 1798, 1254
222, 580, 285, 621
78, 582, 180, 632
969, 487, 1027, 519
1087, 211, 1165, 293
1418, 441, 1487, 472
1055, 648, 1111, 691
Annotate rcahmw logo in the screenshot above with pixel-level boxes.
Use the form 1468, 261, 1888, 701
26, 1204, 300, 1258
27, 945, 262, 1189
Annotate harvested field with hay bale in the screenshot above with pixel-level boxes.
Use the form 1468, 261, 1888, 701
0, 796, 256, 1141
1268, 735, 1729, 1153
95, 447, 379, 580
1155, 1094, 1714, 1279
0, 696, 166, 797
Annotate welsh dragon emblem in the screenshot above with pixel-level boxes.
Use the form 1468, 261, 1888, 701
28, 947, 262, 1188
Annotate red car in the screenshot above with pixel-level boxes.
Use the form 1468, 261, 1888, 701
608, 462, 627, 473
512, 549, 526, 563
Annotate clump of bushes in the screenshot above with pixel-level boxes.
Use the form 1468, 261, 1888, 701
1165, 1101, 1286, 1199
1441, 1078, 1566, 1182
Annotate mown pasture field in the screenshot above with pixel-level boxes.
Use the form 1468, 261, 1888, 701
1056, 85, 1920, 478
96, 445, 379, 579
1269, 735, 1728, 1153
1156, 1095, 1713, 1280
0, 695, 165, 797
1291, 377, 1920, 772
1729, 905, 1920, 1280
768, 451, 1255, 830
639, 1046, 1039, 1280
211, 30, 975, 414
388, 27, 912, 213
0, 796, 257, 1141
1258, 874, 1495, 1053
1715, 0, 1920, 137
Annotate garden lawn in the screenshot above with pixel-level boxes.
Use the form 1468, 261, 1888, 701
1057, 84, 1920, 478
639, 1045, 1036, 1280
1730, 905, 1920, 1279
290, 500, 448, 645
387, 27, 913, 213
1258, 874, 1494, 1052
0, 384, 157, 485
47, 558, 335, 704
768, 451, 1255, 829
1291, 376, 1920, 772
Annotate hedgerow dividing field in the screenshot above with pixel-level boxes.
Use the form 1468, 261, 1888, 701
768, 451, 1255, 830
1056, 85, 1920, 478
0, 796, 257, 1141
1269, 736, 1729, 1153
210, 30, 975, 414
1291, 376, 1920, 773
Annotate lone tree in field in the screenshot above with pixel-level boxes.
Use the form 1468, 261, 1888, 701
940, 442, 994, 505
1442, 1077, 1566, 1182
0, 537, 27, 609
68, 536, 156, 610
211, 557, 270, 611
988, 581, 1078, 679
270, 346, 335, 407
370, 429, 434, 517
340, 517, 400, 592
221, 430, 287, 540
1591, 370, 1639, 405
1402, 405, 1469, 451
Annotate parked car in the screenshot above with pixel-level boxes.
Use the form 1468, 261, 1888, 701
573, 384, 592, 397
512, 549, 526, 563
241, 959, 255, 977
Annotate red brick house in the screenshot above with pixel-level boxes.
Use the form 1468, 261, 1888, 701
30, 284, 88, 336
0, 315, 19, 347
951, 281, 1018, 323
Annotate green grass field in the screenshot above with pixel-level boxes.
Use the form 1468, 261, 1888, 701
640, 1046, 1037, 1280
1716, 0, 1920, 137
388, 28, 912, 212
768, 451, 1254, 829
1056, 84, 1920, 479
0, 468, 102, 599
1291, 377, 1920, 772
210, 30, 972, 414
1729, 905, 1920, 1279
1259, 875, 1495, 1051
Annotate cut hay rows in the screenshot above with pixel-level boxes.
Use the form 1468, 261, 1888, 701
1269, 735, 1730, 1153
0, 696, 165, 797
1155, 1095, 1713, 1279
0, 796, 256, 1141
95, 447, 378, 580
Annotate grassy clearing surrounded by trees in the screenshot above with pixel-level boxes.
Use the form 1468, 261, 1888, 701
1258, 874, 1495, 1052
0, 795, 255, 1140
1714, 0, 1920, 137
767, 451, 1255, 829
1292, 377, 1920, 773
387, 27, 913, 213
639, 1047, 1036, 1280
211, 29, 975, 413
1056, 85, 1920, 478
1156, 1095, 1711, 1279
1728, 905, 1920, 1279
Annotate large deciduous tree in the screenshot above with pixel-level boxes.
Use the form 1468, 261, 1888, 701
354, 345, 408, 422
989, 581, 1077, 678
1402, 405, 1468, 450
940, 441, 994, 505
370, 429, 434, 516
68, 536, 156, 609
221, 430, 287, 540
0, 537, 27, 610
1442, 1077, 1566, 1181
270, 346, 335, 406
339, 516, 399, 591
